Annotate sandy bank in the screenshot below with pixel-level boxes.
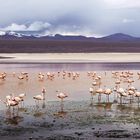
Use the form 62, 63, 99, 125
0, 53, 140, 63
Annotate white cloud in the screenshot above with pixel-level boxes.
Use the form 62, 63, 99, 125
0, 21, 51, 31
27, 21, 51, 31
2, 23, 27, 31
41, 25, 101, 37
0, 22, 97, 37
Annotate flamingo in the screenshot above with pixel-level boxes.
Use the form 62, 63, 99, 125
72, 72, 76, 80
115, 80, 121, 90
89, 87, 94, 106
21, 72, 28, 75
17, 75, 24, 80
128, 71, 134, 76
6, 95, 12, 101
96, 88, 104, 103
135, 92, 140, 105
0, 73, 6, 80
127, 79, 134, 86
62, 71, 66, 79
117, 88, 128, 104
1, 97, 19, 114
87, 71, 91, 76
38, 74, 44, 81
12, 72, 16, 77
13, 96, 23, 103
137, 72, 140, 79
104, 88, 112, 102
115, 80, 121, 85
6, 99, 19, 107
89, 87, 94, 105
92, 81, 97, 86
89, 87, 94, 93
6, 94, 22, 107
33, 94, 44, 101
57, 71, 60, 77
6, 99, 19, 114
19, 93, 26, 99
127, 90, 135, 103
18, 93, 26, 106
42, 88, 46, 94
57, 92, 68, 112
33, 88, 46, 105
128, 86, 137, 91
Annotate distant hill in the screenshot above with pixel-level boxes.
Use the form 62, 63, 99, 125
99, 33, 140, 41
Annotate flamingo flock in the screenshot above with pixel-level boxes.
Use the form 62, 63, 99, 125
0, 70, 140, 115
88, 70, 140, 105
1, 93, 26, 109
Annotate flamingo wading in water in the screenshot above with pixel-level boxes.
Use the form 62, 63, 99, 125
33, 88, 46, 106
56, 91, 68, 112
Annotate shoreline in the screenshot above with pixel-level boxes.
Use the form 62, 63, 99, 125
0, 53, 140, 63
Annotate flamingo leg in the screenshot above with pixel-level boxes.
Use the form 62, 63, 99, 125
38, 100, 40, 106
106, 95, 107, 102
129, 95, 131, 104
98, 94, 100, 103
100, 94, 102, 103
90, 92, 93, 106
12, 106, 15, 116
60, 99, 64, 112
120, 96, 122, 104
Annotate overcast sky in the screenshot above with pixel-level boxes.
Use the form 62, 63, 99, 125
0, 0, 140, 37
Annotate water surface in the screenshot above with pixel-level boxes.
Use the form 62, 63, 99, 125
0, 63, 140, 139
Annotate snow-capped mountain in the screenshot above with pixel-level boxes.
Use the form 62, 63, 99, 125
0, 31, 36, 39
0, 30, 140, 41
0, 31, 25, 37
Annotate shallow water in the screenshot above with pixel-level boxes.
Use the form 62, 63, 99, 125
0, 63, 140, 139
0, 63, 140, 109
1, 62, 140, 71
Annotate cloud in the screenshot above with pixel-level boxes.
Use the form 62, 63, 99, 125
2, 23, 27, 31
0, 0, 140, 37
0, 21, 51, 31
27, 21, 51, 31
0, 21, 98, 37
42, 25, 95, 37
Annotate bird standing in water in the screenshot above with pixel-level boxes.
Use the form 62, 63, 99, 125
56, 91, 68, 112
33, 88, 46, 106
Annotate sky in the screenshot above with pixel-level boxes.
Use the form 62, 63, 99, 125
0, 0, 140, 37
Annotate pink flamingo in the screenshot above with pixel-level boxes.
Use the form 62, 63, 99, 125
57, 91, 68, 112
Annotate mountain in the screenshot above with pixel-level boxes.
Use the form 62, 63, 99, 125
54, 34, 91, 40
0, 31, 36, 39
1, 31, 140, 53
99, 33, 139, 41
0, 31, 140, 41
40, 34, 96, 41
